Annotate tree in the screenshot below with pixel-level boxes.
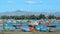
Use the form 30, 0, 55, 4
1, 16, 7, 19
38, 14, 46, 19
28, 15, 36, 19
19, 15, 26, 20
56, 16, 60, 20
48, 15, 56, 19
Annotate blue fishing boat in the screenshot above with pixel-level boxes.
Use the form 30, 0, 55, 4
0, 26, 3, 30
35, 24, 48, 32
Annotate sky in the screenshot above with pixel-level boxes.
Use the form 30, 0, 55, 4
0, 0, 60, 12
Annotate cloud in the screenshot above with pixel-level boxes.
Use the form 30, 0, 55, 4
20, 9, 31, 11
20, 9, 24, 11
25, 1, 43, 4
8, 1, 14, 4
26, 1, 36, 4
39, 1, 43, 4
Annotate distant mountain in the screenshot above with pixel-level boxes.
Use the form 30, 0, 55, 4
0, 10, 40, 16
0, 10, 60, 16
